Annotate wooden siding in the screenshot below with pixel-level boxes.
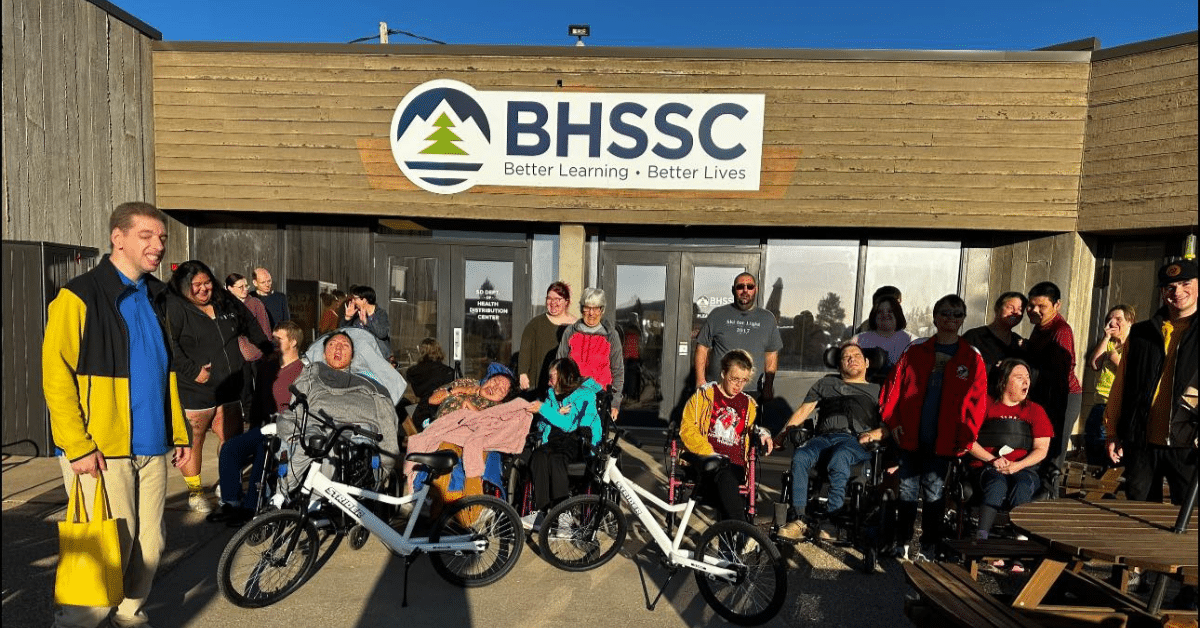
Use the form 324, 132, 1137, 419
1079, 42, 1199, 232
190, 218, 373, 300
152, 47, 1090, 231
1, 0, 187, 266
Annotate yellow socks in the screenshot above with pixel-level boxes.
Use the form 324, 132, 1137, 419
184, 475, 204, 493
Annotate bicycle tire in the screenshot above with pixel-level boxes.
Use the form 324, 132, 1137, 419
539, 494, 628, 572
217, 509, 320, 608
429, 494, 524, 587
694, 520, 787, 626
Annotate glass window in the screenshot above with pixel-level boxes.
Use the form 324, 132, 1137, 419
614, 264, 667, 410
388, 255, 439, 369
528, 234, 560, 316
764, 240, 859, 371
862, 240, 961, 339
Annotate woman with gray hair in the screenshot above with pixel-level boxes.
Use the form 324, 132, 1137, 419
556, 287, 623, 419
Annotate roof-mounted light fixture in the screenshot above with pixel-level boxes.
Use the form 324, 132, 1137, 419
568, 24, 590, 47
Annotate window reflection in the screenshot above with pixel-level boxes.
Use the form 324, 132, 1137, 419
389, 256, 438, 369
529, 234, 560, 316
615, 265, 667, 410
764, 240, 859, 371
862, 241, 961, 339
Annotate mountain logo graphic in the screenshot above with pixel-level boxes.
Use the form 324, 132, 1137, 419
391, 80, 491, 194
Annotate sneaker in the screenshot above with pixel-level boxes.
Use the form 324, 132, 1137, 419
1009, 561, 1026, 575
891, 543, 911, 559
916, 543, 938, 562
188, 490, 213, 514
520, 512, 543, 532
553, 512, 575, 539
776, 520, 807, 541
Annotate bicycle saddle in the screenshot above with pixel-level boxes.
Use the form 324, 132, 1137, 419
680, 452, 728, 474
405, 449, 460, 472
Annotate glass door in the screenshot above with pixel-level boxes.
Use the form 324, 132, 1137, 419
455, 246, 530, 381
376, 243, 450, 370
601, 248, 761, 424
676, 252, 761, 396
601, 251, 679, 424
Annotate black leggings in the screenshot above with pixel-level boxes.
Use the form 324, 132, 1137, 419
702, 464, 748, 522
529, 438, 584, 511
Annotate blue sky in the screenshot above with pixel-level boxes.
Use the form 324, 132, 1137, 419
118, 0, 1196, 50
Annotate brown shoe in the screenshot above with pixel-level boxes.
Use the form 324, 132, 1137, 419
776, 520, 807, 541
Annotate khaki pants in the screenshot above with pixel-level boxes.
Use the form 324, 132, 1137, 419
54, 454, 169, 628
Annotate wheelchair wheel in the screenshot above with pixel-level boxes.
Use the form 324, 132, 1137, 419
429, 494, 524, 587
218, 509, 319, 608
862, 544, 878, 574
539, 494, 628, 572
694, 520, 787, 626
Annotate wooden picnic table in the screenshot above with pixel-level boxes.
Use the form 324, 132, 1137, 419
1009, 497, 1198, 617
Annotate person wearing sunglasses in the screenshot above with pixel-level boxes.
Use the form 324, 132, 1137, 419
1024, 281, 1082, 497
860, 294, 988, 562
694, 272, 783, 400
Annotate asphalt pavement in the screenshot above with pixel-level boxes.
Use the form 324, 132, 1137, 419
4, 433, 925, 628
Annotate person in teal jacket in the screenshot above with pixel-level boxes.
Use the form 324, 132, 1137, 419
523, 358, 604, 527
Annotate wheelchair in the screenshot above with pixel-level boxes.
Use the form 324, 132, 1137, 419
772, 425, 895, 573
943, 415, 1042, 541
506, 386, 615, 520
663, 421, 764, 531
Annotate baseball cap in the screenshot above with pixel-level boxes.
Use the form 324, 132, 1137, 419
1157, 259, 1198, 287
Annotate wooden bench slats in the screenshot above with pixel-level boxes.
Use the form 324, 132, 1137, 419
903, 561, 1043, 628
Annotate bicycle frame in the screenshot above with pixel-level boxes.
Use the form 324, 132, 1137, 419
295, 455, 486, 557
599, 448, 740, 582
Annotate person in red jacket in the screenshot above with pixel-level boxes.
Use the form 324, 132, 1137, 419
860, 294, 988, 561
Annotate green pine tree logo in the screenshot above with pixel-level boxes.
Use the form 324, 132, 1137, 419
420, 112, 468, 155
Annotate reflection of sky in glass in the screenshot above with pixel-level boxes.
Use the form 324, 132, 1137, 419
616, 265, 666, 308
764, 241, 858, 319
693, 266, 748, 315
464, 260, 513, 300
864, 240, 961, 337
529, 235, 559, 306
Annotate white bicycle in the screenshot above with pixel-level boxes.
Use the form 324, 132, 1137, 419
539, 428, 787, 625
216, 401, 524, 608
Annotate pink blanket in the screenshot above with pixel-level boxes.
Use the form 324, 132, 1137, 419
404, 398, 534, 481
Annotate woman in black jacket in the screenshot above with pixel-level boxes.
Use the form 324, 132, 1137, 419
163, 260, 272, 512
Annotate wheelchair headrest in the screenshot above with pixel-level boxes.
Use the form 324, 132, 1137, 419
822, 344, 887, 374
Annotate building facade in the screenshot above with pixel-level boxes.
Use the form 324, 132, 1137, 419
3, 0, 1196, 439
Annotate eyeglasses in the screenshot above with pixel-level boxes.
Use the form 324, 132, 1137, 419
545, 296, 567, 304
726, 376, 751, 385
936, 310, 967, 319
734, 284, 756, 291
582, 306, 603, 313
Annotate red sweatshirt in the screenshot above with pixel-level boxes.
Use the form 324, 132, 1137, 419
879, 337, 989, 457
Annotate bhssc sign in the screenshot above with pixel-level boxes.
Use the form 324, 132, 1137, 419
390, 79, 765, 194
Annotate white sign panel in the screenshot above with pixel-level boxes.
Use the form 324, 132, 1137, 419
390, 80, 765, 195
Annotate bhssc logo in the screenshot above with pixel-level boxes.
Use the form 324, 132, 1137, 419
390, 79, 765, 195
391, 80, 491, 194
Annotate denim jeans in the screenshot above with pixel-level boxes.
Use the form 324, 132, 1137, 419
789, 432, 871, 516
895, 449, 953, 547
218, 426, 267, 508
1083, 402, 1108, 467
976, 466, 1039, 534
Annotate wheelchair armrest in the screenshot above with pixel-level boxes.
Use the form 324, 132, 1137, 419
785, 425, 814, 448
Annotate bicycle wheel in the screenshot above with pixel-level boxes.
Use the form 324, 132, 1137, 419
539, 494, 628, 572
694, 520, 787, 626
218, 509, 320, 608
429, 494, 524, 587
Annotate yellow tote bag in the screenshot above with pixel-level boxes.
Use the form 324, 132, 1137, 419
55, 473, 124, 607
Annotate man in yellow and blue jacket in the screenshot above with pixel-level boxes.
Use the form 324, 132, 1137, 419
43, 201, 191, 628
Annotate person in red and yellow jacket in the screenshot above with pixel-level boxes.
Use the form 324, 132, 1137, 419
860, 293, 987, 561
680, 349, 774, 521
43, 202, 191, 628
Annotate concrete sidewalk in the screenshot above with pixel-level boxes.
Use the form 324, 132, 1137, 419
3, 436, 918, 628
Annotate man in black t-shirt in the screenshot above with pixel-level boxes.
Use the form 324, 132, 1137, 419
775, 344, 881, 540
962, 291, 1027, 389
